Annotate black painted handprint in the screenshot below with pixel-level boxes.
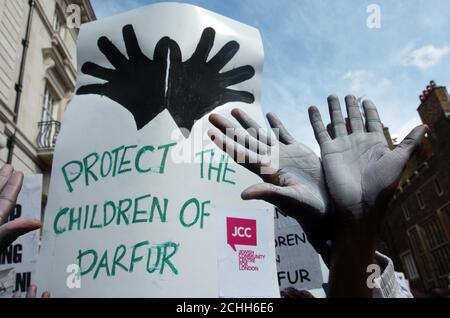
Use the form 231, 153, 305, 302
77, 25, 176, 129
166, 27, 255, 132
77, 25, 255, 133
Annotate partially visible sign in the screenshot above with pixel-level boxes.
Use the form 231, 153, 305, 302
274, 209, 324, 292
0, 175, 42, 297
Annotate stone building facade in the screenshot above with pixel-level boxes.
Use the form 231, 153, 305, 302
0, 0, 95, 217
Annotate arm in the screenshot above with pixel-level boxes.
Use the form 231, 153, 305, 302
308, 95, 426, 297
328, 209, 378, 298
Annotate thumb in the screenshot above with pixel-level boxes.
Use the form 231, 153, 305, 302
0, 218, 41, 252
393, 125, 428, 160
241, 183, 286, 207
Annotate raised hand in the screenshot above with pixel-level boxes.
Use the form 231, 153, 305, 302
77, 24, 175, 130
168, 28, 255, 133
309, 95, 427, 297
0, 165, 41, 253
309, 95, 427, 236
209, 109, 330, 260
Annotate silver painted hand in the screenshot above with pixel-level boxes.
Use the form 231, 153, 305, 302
309, 95, 427, 235
209, 109, 330, 257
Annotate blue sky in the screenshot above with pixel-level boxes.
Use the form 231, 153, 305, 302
91, 0, 450, 153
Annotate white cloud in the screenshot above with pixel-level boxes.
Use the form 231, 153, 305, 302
342, 70, 374, 93
394, 43, 450, 71
341, 69, 392, 98
332, 70, 423, 147
390, 116, 422, 145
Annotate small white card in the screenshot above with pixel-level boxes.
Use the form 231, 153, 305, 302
216, 206, 279, 298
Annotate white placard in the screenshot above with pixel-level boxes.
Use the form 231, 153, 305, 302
36, 3, 278, 298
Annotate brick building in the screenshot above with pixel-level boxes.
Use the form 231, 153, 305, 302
381, 81, 450, 293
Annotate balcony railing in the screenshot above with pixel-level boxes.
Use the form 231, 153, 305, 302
36, 120, 61, 150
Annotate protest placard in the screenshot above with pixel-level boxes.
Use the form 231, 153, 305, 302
36, 3, 279, 297
0, 175, 42, 297
274, 209, 325, 292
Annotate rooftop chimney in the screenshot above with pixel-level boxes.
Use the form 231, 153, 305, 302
419, 81, 437, 102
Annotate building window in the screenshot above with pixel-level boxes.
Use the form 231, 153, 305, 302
37, 84, 61, 149
408, 227, 425, 255
41, 85, 56, 122
422, 218, 450, 278
401, 252, 419, 280
416, 191, 425, 209
407, 226, 432, 282
53, 10, 65, 39
434, 178, 444, 196
422, 218, 446, 250
402, 204, 410, 221
431, 246, 450, 278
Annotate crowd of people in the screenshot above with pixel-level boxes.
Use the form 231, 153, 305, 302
1, 95, 426, 298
